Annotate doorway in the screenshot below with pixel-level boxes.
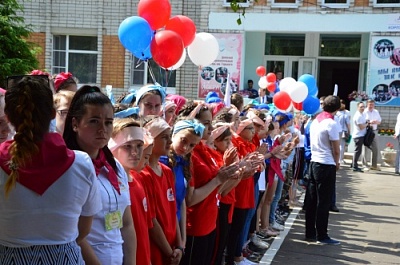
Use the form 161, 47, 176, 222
318, 60, 359, 108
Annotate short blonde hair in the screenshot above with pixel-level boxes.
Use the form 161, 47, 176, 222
53, 90, 75, 109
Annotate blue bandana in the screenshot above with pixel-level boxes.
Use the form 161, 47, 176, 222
135, 84, 166, 105
173, 120, 205, 137
114, 107, 139, 118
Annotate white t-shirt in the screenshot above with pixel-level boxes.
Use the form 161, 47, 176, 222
352, 111, 367, 138
310, 117, 340, 165
86, 160, 131, 265
364, 108, 381, 130
0, 151, 101, 247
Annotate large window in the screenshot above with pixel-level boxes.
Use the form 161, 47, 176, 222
265, 34, 305, 56
131, 57, 176, 87
53, 35, 98, 83
373, 0, 400, 7
319, 35, 361, 57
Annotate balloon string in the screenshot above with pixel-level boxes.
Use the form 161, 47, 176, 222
135, 59, 144, 69
148, 62, 157, 84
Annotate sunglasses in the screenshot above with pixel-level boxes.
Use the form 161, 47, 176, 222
6, 75, 50, 90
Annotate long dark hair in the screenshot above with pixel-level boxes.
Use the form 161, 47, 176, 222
63, 85, 117, 173
4, 75, 53, 195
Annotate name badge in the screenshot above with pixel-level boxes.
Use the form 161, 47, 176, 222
167, 188, 175, 202
105, 211, 123, 231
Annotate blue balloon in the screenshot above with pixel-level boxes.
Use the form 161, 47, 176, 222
299, 74, 317, 96
303, 96, 320, 115
118, 16, 153, 54
133, 45, 152, 60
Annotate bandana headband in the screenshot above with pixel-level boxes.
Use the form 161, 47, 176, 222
136, 84, 166, 105
236, 119, 254, 134
246, 111, 265, 127
173, 119, 205, 137
145, 118, 171, 139
211, 124, 231, 141
188, 103, 206, 119
108, 127, 144, 152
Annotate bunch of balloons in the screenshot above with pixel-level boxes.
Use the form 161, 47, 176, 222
118, 0, 219, 70
256, 66, 278, 94
272, 74, 319, 115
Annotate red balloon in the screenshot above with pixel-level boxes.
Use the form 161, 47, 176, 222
138, 0, 171, 30
293, 101, 303, 111
267, 82, 276, 93
256, 66, 266, 77
266, 73, 277, 83
165, 15, 196, 47
151, 30, 184, 69
273, 91, 291, 111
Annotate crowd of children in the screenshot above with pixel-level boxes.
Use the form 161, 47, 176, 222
0, 72, 319, 265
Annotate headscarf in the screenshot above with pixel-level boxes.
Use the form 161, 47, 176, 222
135, 84, 166, 105
54, 72, 74, 91
108, 126, 144, 152
173, 119, 205, 137
236, 119, 254, 134
144, 117, 171, 139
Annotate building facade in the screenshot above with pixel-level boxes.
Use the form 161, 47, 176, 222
21, 0, 400, 102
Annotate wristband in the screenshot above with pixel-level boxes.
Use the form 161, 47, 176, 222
175, 246, 185, 255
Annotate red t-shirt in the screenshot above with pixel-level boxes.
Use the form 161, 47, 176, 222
252, 133, 260, 148
129, 171, 152, 265
186, 142, 220, 237
232, 135, 256, 209
139, 163, 177, 265
208, 147, 236, 223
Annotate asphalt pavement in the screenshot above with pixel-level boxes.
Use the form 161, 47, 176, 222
259, 159, 400, 265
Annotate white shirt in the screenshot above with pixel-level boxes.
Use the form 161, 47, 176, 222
86, 160, 131, 265
0, 151, 101, 247
364, 108, 381, 130
395, 113, 400, 137
352, 111, 367, 138
310, 117, 340, 165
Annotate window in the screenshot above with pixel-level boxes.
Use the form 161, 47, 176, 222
265, 34, 305, 56
222, 0, 251, 7
373, 0, 400, 7
53, 35, 98, 83
319, 35, 361, 57
131, 57, 176, 88
321, 0, 350, 8
271, 0, 300, 8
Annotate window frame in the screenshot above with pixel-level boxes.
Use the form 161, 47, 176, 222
373, 0, 400, 8
222, 0, 251, 8
270, 0, 300, 9
321, 0, 351, 9
52, 35, 98, 84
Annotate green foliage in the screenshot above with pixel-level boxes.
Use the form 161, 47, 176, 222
0, 0, 39, 87
229, 0, 258, 25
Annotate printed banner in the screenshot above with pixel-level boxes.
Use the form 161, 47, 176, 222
198, 33, 243, 99
368, 36, 400, 106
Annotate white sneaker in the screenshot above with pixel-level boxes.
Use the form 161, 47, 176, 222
250, 234, 269, 249
271, 221, 285, 231
234, 258, 258, 265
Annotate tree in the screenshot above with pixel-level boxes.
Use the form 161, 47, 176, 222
0, 0, 39, 88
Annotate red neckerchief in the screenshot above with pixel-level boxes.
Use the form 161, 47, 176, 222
316, 111, 334, 122
0, 133, 75, 195
268, 139, 284, 184
92, 149, 120, 194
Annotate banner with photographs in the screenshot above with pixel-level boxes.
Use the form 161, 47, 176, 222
197, 33, 243, 98
368, 36, 400, 105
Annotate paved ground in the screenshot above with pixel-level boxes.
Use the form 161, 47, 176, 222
260, 159, 400, 265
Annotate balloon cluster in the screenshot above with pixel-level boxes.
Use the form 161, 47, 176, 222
255, 66, 320, 115
118, 0, 219, 70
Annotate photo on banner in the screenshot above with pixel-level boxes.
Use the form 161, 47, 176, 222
368, 35, 400, 106
197, 33, 243, 98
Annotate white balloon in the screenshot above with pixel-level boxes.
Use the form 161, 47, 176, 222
187, 32, 219, 67
279, 77, 296, 93
165, 48, 186, 70
258, 76, 268, 89
289, 81, 308, 103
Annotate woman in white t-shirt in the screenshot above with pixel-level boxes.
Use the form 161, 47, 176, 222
63, 86, 137, 265
0, 75, 101, 264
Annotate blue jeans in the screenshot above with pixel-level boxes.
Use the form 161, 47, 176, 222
239, 180, 259, 249
269, 178, 284, 224
395, 137, 400, 173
